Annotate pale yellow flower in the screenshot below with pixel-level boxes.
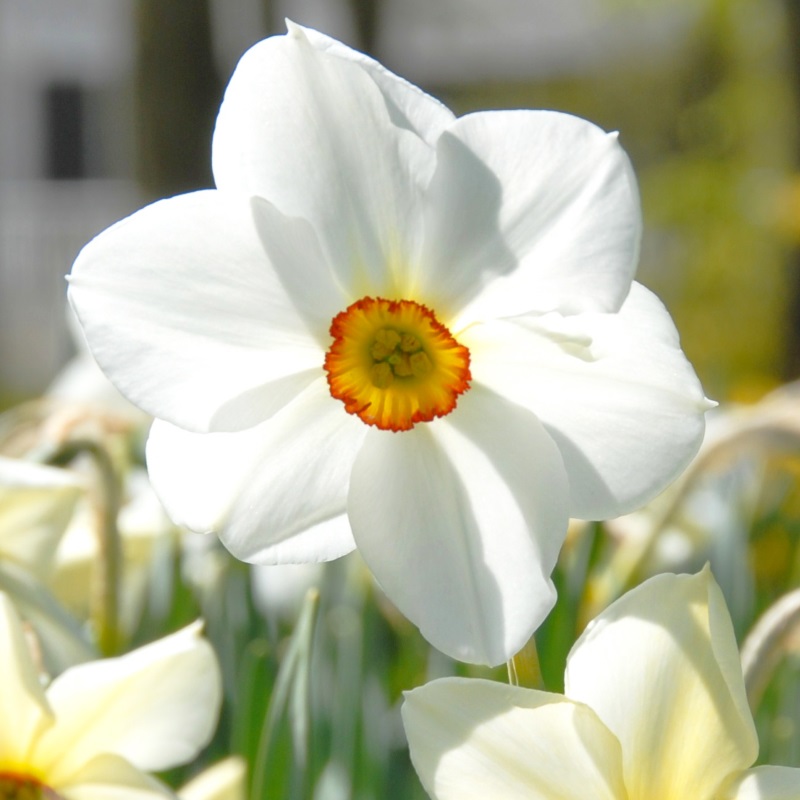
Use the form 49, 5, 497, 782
403, 568, 800, 800
0, 457, 83, 580
0, 593, 222, 799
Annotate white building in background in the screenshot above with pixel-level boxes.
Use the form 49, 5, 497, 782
0, 0, 138, 396
0, 0, 701, 398
377, 0, 703, 85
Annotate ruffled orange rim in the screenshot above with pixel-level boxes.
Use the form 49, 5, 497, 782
324, 297, 471, 431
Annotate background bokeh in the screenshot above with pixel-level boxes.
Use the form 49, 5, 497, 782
1, 0, 799, 405
2, 3, 800, 795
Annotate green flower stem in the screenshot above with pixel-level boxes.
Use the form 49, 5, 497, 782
45, 439, 122, 657
251, 587, 320, 800
506, 634, 543, 689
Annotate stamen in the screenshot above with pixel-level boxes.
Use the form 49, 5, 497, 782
324, 297, 471, 432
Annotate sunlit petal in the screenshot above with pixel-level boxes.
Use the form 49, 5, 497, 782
349, 386, 568, 665
299, 25, 455, 148
213, 22, 435, 296
565, 569, 758, 800
403, 677, 627, 800
68, 190, 322, 433
179, 757, 247, 800
37, 622, 221, 781
419, 110, 640, 325
56, 753, 173, 800
465, 282, 709, 519
147, 380, 363, 563
249, 196, 349, 335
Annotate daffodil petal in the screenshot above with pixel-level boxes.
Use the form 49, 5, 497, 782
721, 766, 800, 800
250, 196, 349, 334
348, 385, 569, 665
212, 22, 436, 295
402, 677, 627, 800
56, 753, 173, 800
37, 622, 221, 780
565, 569, 758, 800
179, 756, 247, 800
0, 593, 54, 764
464, 282, 709, 519
68, 190, 322, 433
419, 109, 640, 325
146, 380, 363, 563
299, 25, 455, 148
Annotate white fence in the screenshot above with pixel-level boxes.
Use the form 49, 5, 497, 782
0, 180, 141, 398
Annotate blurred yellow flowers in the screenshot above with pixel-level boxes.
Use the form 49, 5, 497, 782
0, 593, 222, 799
403, 568, 800, 800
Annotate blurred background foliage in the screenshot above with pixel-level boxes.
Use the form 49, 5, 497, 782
446, 0, 800, 401
2, 0, 800, 798
1, 0, 799, 404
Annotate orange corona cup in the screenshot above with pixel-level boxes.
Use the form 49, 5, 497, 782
324, 297, 471, 432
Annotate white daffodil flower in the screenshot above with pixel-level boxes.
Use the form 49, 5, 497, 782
0, 593, 222, 799
68, 22, 711, 665
403, 568, 800, 800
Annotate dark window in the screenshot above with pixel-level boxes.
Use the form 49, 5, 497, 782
44, 83, 85, 179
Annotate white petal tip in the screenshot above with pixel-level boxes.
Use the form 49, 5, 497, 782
285, 19, 306, 39
185, 619, 206, 636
